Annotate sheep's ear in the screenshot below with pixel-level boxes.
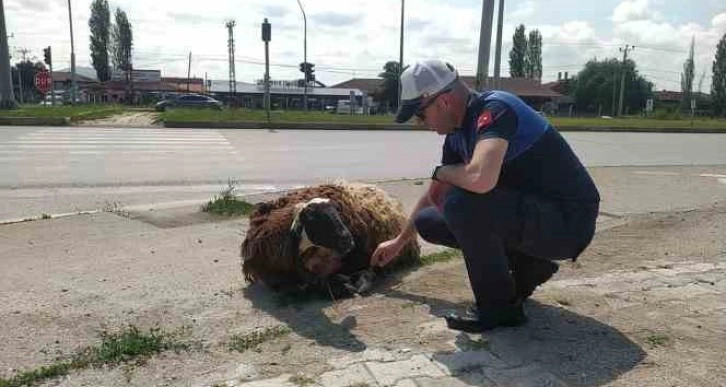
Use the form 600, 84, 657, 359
283, 205, 306, 262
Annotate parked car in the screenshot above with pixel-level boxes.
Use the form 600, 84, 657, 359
155, 94, 223, 111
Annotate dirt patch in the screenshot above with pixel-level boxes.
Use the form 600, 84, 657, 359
76, 112, 160, 127
1, 206, 724, 386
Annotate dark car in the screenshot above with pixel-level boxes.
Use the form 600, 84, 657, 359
155, 94, 223, 111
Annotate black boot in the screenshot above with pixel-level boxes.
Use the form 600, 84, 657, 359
445, 302, 527, 333
512, 255, 559, 302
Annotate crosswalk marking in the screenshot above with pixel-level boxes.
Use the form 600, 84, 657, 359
0, 127, 244, 160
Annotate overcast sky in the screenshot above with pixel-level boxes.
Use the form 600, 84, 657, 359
5, 0, 726, 91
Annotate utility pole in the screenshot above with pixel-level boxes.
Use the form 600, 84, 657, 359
226, 20, 236, 100
618, 44, 634, 117
0, 0, 16, 109
262, 18, 271, 124
475, 0, 495, 91
187, 52, 192, 92
493, 0, 504, 89
398, 0, 404, 109
67, 0, 77, 104
296, 0, 307, 111
15, 47, 30, 104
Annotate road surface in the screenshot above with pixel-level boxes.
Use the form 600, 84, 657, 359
1, 126, 724, 221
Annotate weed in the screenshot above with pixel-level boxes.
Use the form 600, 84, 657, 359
645, 334, 671, 349
419, 248, 461, 266
41, 213, 51, 220
228, 325, 291, 353
556, 299, 572, 306
346, 384, 371, 387
202, 180, 255, 217
288, 374, 316, 386
0, 325, 191, 387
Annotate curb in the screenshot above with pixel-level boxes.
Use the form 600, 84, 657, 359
163, 120, 725, 133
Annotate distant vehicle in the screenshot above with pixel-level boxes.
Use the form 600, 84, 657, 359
335, 100, 364, 115
155, 94, 223, 112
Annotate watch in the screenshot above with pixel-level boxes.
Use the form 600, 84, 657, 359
431, 165, 443, 181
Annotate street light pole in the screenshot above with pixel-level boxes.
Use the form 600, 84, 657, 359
67, 0, 77, 104
296, 0, 307, 111
398, 0, 404, 109
475, 0, 495, 91
0, 0, 17, 109
493, 0, 504, 89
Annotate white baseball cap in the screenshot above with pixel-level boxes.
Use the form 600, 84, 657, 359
395, 59, 459, 123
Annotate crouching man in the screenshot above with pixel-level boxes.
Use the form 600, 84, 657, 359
370, 59, 600, 332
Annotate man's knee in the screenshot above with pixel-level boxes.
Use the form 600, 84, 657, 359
443, 187, 518, 232
414, 207, 458, 247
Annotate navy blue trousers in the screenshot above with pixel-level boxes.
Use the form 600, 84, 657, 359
414, 186, 598, 311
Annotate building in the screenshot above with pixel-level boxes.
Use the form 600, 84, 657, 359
208, 79, 367, 110
331, 76, 563, 111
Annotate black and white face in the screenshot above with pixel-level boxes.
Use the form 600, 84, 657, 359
291, 198, 355, 277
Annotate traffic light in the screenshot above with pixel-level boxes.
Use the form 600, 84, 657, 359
43, 46, 51, 65
300, 62, 315, 83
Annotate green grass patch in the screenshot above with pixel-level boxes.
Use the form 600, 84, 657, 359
550, 117, 726, 130
288, 374, 317, 386
0, 105, 124, 121
645, 334, 671, 349
228, 325, 291, 353
419, 248, 462, 266
161, 108, 396, 124
0, 325, 191, 387
201, 181, 255, 216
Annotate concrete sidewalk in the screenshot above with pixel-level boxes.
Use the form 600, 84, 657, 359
0, 165, 724, 387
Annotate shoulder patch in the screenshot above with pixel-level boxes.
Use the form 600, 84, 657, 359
476, 110, 494, 130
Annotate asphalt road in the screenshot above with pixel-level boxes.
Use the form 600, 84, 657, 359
1, 126, 725, 221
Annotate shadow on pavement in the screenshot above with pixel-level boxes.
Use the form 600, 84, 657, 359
386, 290, 647, 386
242, 284, 367, 353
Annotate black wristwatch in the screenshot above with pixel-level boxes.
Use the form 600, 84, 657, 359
431, 165, 443, 181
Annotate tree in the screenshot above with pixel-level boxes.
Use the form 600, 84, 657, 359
712, 33, 726, 117
11, 60, 47, 102
680, 37, 695, 111
89, 0, 111, 82
377, 61, 400, 110
111, 8, 133, 72
509, 24, 527, 78
573, 58, 653, 115
525, 29, 542, 81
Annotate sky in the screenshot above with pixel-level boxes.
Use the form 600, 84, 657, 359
4, 0, 726, 91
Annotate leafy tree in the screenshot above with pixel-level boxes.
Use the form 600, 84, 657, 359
680, 37, 695, 111
574, 58, 653, 115
712, 33, 726, 117
509, 24, 527, 78
89, 0, 111, 82
526, 29, 542, 81
111, 8, 133, 72
11, 60, 47, 102
377, 61, 400, 109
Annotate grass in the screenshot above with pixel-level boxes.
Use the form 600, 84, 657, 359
161, 108, 397, 125
201, 181, 255, 217
0, 325, 191, 387
418, 248, 462, 267
288, 374, 317, 386
228, 325, 291, 353
160, 108, 726, 130
645, 334, 671, 349
0, 104, 124, 121
550, 116, 726, 130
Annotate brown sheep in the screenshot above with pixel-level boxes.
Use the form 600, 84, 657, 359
241, 182, 420, 297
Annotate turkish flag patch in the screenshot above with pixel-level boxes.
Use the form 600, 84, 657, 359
476, 110, 494, 130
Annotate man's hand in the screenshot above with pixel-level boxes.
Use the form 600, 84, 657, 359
370, 236, 407, 267
428, 180, 452, 212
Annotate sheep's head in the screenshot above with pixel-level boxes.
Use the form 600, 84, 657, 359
284, 198, 356, 278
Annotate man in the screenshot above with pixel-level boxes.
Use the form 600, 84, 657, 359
370, 59, 600, 332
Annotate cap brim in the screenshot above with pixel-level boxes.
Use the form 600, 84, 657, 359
394, 98, 422, 123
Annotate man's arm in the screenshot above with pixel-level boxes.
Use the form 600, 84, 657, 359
433, 137, 508, 194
